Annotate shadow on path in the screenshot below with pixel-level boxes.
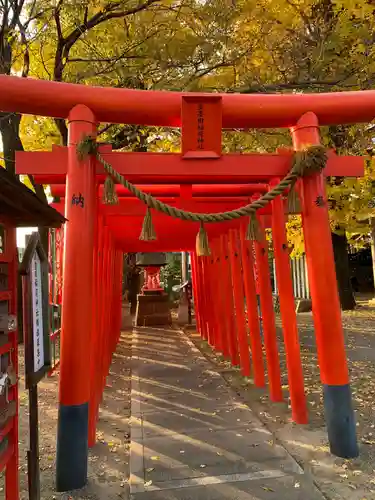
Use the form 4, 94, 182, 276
129, 327, 324, 500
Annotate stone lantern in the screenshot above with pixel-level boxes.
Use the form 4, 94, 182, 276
135, 253, 172, 327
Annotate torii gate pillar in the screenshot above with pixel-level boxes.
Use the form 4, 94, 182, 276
291, 112, 358, 458
56, 105, 97, 491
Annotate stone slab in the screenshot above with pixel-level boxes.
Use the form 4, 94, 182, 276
140, 431, 301, 482
138, 377, 229, 395
140, 410, 263, 437
130, 327, 324, 500
131, 474, 324, 499
135, 392, 238, 414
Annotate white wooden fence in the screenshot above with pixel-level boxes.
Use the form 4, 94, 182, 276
272, 254, 310, 300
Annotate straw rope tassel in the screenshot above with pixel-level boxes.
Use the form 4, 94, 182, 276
103, 175, 119, 205
196, 223, 211, 256
287, 183, 301, 214
75, 136, 328, 254
246, 214, 261, 241
140, 207, 157, 241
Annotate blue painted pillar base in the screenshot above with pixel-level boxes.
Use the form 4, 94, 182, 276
56, 402, 89, 492
323, 384, 359, 459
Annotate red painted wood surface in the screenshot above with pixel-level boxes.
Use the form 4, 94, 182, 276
181, 96, 222, 158
228, 231, 251, 377
271, 180, 308, 423
50, 184, 269, 198
212, 240, 229, 358
210, 243, 225, 353
291, 113, 349, 386
254, 219, 283, 402
59, 105, 96, 407
3, 74, 375, 127
190, 253, 202, 335
239, 225, 265, 388
202, 257, 214, 346
0, 222, 19, 500
16, 149, 363, 181
88, 207, 101, 448
219, 235, 239, 366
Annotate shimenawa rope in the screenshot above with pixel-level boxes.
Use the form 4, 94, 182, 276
76, 136, 327, 256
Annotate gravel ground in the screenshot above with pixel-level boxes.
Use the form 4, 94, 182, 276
187, 296, 375, 500
0, 327, 132, 499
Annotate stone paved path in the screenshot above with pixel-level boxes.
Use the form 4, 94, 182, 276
129, 327, 325, 500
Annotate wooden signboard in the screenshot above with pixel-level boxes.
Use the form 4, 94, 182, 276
20, 232, 51, 500
181, 95, 222, 158
21, 233, 51, 387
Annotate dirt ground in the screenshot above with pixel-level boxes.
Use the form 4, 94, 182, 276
188, 295, 375, 500
0, 326, 132, 499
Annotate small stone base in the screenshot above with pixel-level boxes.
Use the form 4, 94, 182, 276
295, 298, 312, 313
135, 292, 172, 327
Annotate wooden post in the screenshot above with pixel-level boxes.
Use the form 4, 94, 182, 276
196, 257, 208, 340
88, 209, 101, 448
219, 234, 239, 366
202, 257, 214, 345
291, 112, 358, 457
210, 244, 224, 353
270, 180, 308, 423
95, 218, 105, 415
190, 253, 202, 334
254, 218, 283, 402
112, 251, 122, 349
206, 256, 218, 348
228, 230, 251, 377
56, 105, 97, 492
239, 225, 265, 387
213, 239, 229, 358
102, 230, 112, 390
20, 232, 51, 500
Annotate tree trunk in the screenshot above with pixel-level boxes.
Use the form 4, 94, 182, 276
181, 252, 188, 283
370, 219, 375, 292
0, 113, 23, 174
331, 231, 356, 310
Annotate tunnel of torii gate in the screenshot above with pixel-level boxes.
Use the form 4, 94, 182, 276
0, 74, 370, 492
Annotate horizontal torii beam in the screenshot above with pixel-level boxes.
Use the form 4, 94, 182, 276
106, 212, 276, 252
2, 75, 375, 127
53, 197, 275, 217
51, 198, 278, 252
49, 183, 269, 198
16, 148, 363, 184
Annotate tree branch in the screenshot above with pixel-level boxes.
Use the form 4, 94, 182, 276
16, 20, 30, 77
10, 0, 26, 30
54, 0, 64, 44
53, 0, 160, 82
67, 55, 145, 63
63, 0, 160, 58
236, 78, 359, 94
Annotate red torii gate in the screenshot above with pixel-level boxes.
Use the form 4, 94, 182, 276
17, 145, 362, 254
0, 74, 366, 493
